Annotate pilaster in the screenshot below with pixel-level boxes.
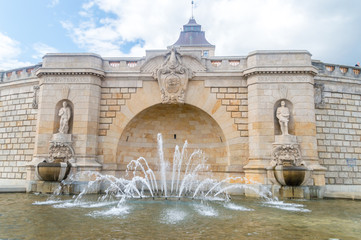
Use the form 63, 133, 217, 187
243, 50, 325, 185
30, 53, 104, 181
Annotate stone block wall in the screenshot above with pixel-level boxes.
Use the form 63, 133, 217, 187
0, 83, 38, 180
210, 87, 248, 137
99, 87, 137, 136
315, 86, 361, 185
115, 103, 228, 169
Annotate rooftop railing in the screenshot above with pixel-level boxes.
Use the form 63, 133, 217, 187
312, 61, 361, 79
2, 59, 360, 82
0, 64, 42, 83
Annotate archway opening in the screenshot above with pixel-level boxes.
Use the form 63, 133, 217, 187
116, 104, 228, 171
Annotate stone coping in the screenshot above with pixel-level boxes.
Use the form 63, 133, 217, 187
0, 180, 27, 193
324, 185, 361, 200
0, 186, 26, 193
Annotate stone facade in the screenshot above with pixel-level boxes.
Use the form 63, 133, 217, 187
0, 78, 38, 182
1, 47, 361, 198
314, 63, 361, 186
210, 87, 248, 137
99, 87, 137, 137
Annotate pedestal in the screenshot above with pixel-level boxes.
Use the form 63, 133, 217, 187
52, 133, 72, 143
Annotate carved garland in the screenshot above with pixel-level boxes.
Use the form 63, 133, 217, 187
32, 85, 40, 109
314, 83, 325, 107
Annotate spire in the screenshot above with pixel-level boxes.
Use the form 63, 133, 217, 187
191, 0, 194, 19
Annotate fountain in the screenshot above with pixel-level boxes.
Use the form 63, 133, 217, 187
268, 100, 310, 198
35, 101, 75, 182
3, 133, 357, 239
35, 138, 74, 181
58, 133, 271, 201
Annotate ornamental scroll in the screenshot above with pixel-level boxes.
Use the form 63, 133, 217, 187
153, 48, 192, 104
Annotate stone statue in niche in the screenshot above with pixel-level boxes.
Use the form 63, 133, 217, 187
276, 100, 290, 135
58, 101, 71, 134
154, 47, 192, 104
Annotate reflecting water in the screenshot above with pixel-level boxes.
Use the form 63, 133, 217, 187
0, 193, 360, 239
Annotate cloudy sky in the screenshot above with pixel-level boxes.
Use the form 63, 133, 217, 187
0, 0, 360, 70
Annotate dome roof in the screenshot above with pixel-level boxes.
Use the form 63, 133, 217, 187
172, 18, 214, 47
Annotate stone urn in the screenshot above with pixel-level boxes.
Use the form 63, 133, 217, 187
274, 165, 308, 186
36, 159, 71, 182
35, 134, 75, 182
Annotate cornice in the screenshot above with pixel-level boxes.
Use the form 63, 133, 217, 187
36, 68, 105, 78
0, 78, 39, 90
243, 66, 318, 77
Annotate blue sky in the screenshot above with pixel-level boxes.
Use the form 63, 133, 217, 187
1, 0, 361, 70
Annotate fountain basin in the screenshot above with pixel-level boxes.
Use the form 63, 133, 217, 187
36, 162, 71, 182
274, 165, 308, 186
2, 193, 361, 240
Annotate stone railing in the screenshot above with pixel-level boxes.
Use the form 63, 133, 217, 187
0, 63, 42, 83
103, 58, 145, 72
206, 57, 247, 71
312, 61, 361, 79
104, 57, 246, 72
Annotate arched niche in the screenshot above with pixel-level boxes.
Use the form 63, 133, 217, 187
116, 103, 228, 170
53, 99, 74, 134
274, 99, 294, 135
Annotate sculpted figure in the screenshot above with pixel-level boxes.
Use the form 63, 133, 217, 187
58, 101, 71, 134
276, 101, 290, 135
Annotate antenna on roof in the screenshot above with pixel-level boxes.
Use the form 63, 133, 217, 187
191, 1, 194, 19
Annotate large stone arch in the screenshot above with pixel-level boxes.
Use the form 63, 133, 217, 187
116, 103, 228, 171
99, 80, 242, 172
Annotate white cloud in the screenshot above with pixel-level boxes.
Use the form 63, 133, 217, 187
32, 42, 59, 60
61, 0, 361, 65
62, 0, 187, 57
0, 32, 32, 70
48, 0, 59, 8
0, 32, 21, 60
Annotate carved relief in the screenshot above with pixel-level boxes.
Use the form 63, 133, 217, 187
43, 77, 97, 84
62, 85, 70, 99
32, 85, 40, 109
153, 48, 192, 104
279, 85, 288, 99
271, 144, 302, 167
257, 75, 311, 83
48, 142, 75, 163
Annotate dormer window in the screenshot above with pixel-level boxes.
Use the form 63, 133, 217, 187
184, 26, 201, 32
203, 50, 209, 57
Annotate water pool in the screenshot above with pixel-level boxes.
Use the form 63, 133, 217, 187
0, 193, 360, 239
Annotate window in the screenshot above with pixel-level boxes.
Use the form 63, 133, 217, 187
203, 50, 209, 58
